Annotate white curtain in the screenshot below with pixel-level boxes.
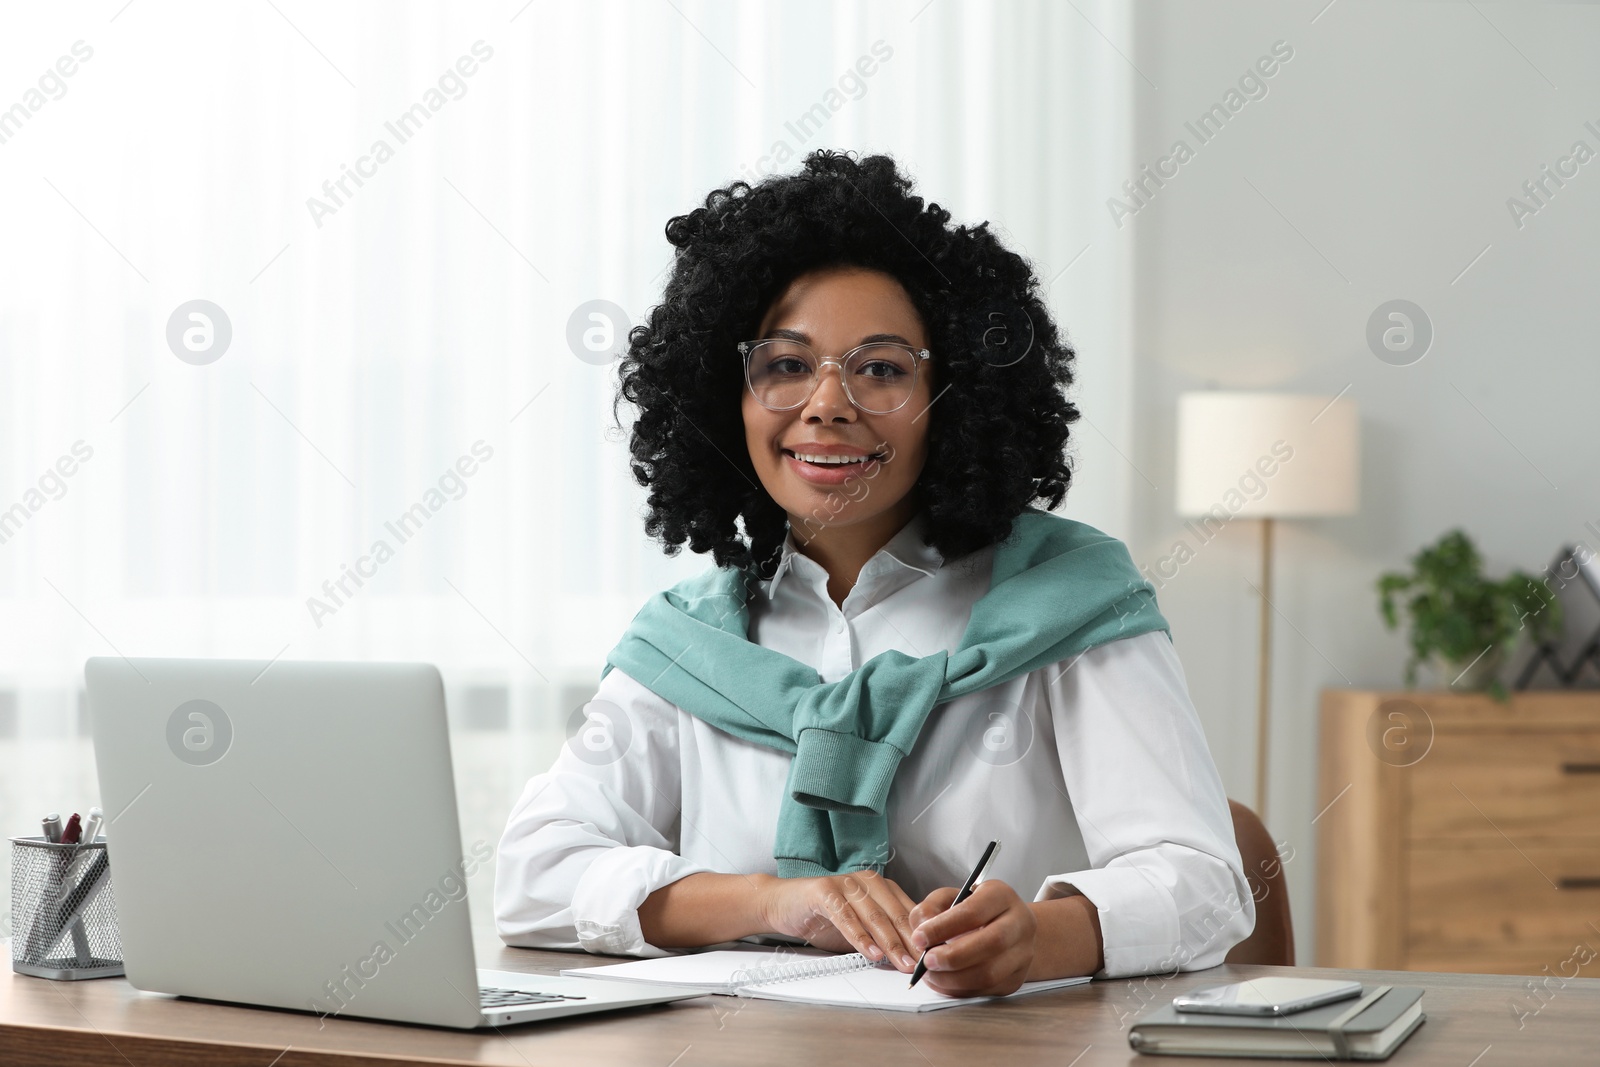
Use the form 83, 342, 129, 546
0, 0, 1134, 927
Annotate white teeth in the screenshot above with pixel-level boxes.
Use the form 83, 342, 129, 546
790, 451, 877, 465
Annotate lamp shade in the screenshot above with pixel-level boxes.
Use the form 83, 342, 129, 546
1175, 392, 1359, 519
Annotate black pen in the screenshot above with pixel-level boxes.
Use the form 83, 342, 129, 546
909, 839, 1001, 988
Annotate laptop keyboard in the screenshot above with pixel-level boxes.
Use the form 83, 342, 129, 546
480, 985, 588, 1009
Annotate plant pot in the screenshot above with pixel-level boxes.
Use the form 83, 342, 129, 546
1431, 646, 1505, 692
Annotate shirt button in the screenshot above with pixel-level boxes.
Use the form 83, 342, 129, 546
834, 617, 845, 633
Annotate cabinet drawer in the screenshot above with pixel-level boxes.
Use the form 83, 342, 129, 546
1408, 731, 1600, 840
1408, 844, 1600, 960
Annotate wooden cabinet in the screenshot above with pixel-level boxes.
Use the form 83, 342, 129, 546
1317, 689, 1600, 975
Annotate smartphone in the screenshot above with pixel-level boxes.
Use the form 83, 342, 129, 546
1172, 978, 1363, 1016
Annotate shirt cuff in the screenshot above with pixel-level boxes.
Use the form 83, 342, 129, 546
1035, 866, 1183, 979
570, 844, 717, 957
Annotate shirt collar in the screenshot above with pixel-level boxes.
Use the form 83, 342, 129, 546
765, 512, 942, 602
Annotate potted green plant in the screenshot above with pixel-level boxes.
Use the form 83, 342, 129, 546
1377, 529, 1562, 701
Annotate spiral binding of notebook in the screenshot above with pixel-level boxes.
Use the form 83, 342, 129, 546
729, 951, 878, 988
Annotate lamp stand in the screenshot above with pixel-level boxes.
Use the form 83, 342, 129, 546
1255, 516, 1274, 822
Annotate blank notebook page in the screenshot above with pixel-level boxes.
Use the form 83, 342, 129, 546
560, 947, 833, 991
562, 948, 1090, 1010
743, 960, 1090, 1012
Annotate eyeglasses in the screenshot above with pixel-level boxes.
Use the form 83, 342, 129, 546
737, 338, 931, 415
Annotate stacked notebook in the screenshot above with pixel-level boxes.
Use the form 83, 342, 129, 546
561, 945, 1090, 1012
1129, 985, 1426, 1060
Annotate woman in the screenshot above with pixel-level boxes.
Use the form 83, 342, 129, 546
495, 150, 1252, 997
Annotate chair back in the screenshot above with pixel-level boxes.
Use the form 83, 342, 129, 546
1223, 799, 1294, 965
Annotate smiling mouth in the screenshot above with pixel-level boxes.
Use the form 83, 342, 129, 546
781, 448, 888, 467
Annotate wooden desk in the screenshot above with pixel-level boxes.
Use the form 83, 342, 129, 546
6, 934, 1599, 1066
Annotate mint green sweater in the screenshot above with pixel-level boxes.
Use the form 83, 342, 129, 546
602, 507, 1169, 877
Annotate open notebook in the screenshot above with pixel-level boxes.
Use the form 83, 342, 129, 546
561, 947, 1090, 1012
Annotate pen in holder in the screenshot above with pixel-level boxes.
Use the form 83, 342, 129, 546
10, 836, 124, 980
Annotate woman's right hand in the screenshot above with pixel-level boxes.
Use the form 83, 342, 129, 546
755, 870, 922, 971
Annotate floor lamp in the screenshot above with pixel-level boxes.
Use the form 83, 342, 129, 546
1175, 392, 1359, 825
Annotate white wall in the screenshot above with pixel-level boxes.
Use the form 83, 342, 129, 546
1126, 0, 1600, 962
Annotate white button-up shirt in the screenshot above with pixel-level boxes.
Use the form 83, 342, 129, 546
494, 514, 1254, 978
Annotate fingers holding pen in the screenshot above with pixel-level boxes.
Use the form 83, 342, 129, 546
907, 885, 958, 935
907, 880, 1037, 995
910, 880, 1009, 952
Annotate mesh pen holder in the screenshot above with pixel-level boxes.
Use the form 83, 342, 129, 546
10, 836, 124, 980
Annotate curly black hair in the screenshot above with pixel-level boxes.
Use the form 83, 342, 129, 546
613, 148, 1079, 578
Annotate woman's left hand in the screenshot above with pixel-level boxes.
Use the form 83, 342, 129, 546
907, 879, 1038, 996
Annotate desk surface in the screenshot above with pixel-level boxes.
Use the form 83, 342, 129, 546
5, 934, 1597, 1067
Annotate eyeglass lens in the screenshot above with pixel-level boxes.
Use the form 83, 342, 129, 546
745, 340, 918, 413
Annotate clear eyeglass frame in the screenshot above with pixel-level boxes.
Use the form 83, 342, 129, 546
737, 338, 932, 415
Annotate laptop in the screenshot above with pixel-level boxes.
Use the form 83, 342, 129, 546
83, 656, 704, 1028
